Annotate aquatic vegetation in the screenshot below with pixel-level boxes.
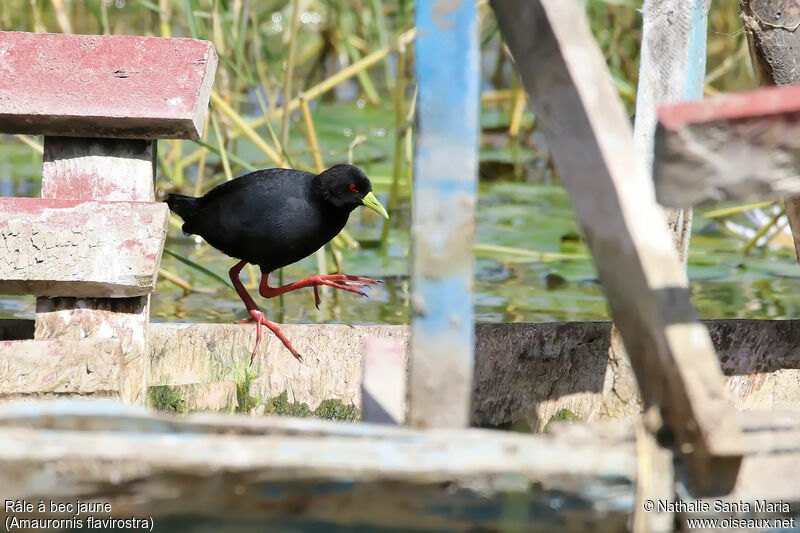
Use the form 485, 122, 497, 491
2, 0, 793, 328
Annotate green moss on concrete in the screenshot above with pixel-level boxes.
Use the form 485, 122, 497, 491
147, 385, 187, 415
264, 391, 311, 417
543, 408, 581, 433
314, 399, 359, 422
261, 391, 359, 421
235, 366, 261, 413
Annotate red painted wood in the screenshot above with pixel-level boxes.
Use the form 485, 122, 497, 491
0, 198, 168, 297
0, 197, 164, 234
0, 32, 217, 139
658, 84, 800, 130
42, 137, 155, 202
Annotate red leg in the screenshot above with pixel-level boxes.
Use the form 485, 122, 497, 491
258, 273, 382, 310
229, 260, 302, 364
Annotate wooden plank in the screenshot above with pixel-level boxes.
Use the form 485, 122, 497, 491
0, 400, 637, 531
740, 1, 800, 267
409, 0, 479, 429
634, 0, 709, 263
654, 86, 800, 207
2, 400, 800, 529
144, 321, 800, 425
361, 337, 406, 424
0, 198, 168, 297
631, 417, 674, 533
0, 32, 217, 139
0, 339, 122, 397
490, 0, 742, 494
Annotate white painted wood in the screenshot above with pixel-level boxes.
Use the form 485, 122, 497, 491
634, 0, 709, 263
361, 336, 406, 424
0, 400, 799, 529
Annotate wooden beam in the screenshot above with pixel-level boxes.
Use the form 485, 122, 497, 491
0, 399, 637, 531
0, 32, 217, 139
634, 0, 709, 262
0, 339, 122, 397
490, 0, 742, 494
1, 400, 800, 529
0, 198, 168, 297
408, 0, 479, 429
654, 85, 800, 207
740, 1, 800, 267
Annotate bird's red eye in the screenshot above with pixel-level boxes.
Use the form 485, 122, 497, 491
349, 184, 359, 193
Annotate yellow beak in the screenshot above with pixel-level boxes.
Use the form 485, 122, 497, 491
362, 191, 389, 220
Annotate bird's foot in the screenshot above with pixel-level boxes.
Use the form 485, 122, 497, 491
309, 274, 382, 309
241, 308, 303, 365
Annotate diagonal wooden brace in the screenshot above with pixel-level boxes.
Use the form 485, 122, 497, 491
491, 0, 743, 494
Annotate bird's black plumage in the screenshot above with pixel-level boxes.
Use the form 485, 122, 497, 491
166, 164, 377, 273
165, 164, 388, 363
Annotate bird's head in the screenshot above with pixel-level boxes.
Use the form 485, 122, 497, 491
317, 164, 389, 219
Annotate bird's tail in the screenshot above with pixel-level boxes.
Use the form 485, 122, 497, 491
165, 193, 199, 221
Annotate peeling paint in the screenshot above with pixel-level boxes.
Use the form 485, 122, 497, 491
0, 198, 167, 297
409, 0, 479, 428
0, 32, 218, 139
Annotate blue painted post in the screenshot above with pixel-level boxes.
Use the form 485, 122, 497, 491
408, 0, 479, 428
685, 0, 709, 102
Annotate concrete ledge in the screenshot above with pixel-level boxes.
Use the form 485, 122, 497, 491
0, 338, 122, 397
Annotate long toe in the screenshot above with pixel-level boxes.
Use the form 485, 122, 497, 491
319, 279, 369, 298
324, 274, 382, 285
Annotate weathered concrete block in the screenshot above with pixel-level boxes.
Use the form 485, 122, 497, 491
0, 198, 168, 297
0, 338, 122, 397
